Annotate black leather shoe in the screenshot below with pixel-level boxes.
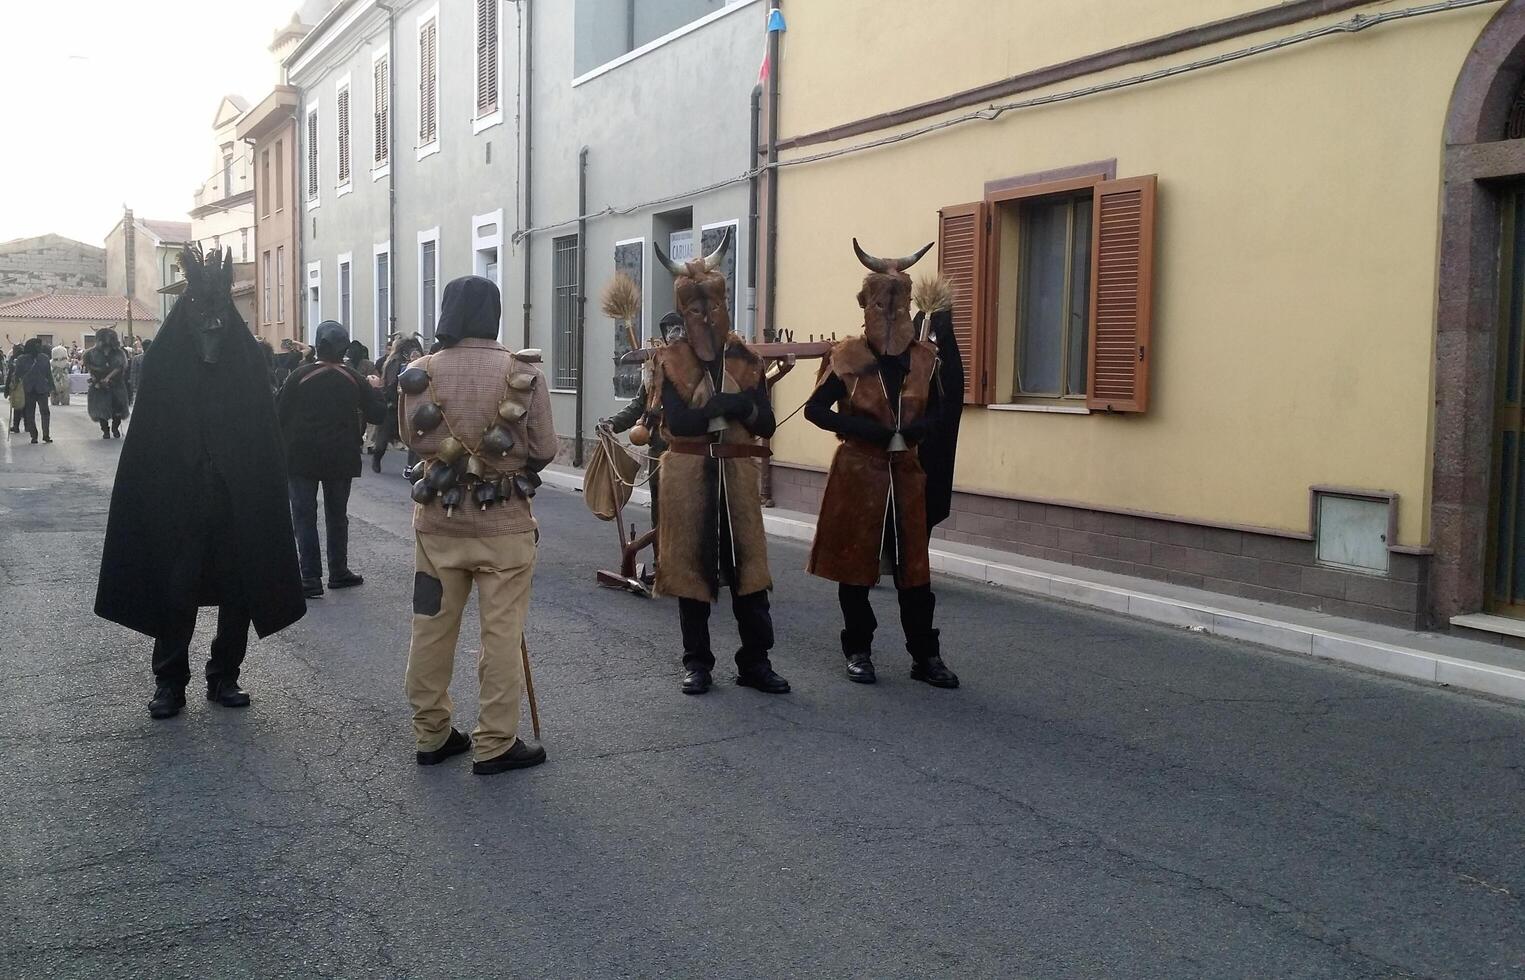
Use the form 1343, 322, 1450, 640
472, 738, 547, 775
207, 680, 251, 707
148, 685, 185, 719
911, 656, 960, 689
681, 669, 712, 695
302, 578, 325, 598
736, 664, 791, 694
845, 653, 876, 684
416, 728, 471, 766
328, 570, 364, 589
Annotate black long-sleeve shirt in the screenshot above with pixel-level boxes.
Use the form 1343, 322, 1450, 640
805, 349, 941, 447
661, 358, 775, 440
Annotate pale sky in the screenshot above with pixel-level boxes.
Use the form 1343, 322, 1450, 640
0, 0, 300, 246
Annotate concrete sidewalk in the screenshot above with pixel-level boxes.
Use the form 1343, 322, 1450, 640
544, 463, 1525, 704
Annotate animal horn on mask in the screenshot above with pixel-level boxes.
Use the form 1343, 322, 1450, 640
652, 240, 686, 277
701, 226, 732, 272
852, 238, 934, 275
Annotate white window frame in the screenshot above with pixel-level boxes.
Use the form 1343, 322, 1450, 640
335, 73, 353, 196
471, 209, 504, 338
418, 226, 441, 341
572, 0, 761, 87
371, 45, 391, 181
305, 106, 320, 211
306, 260, 323, 342
337, 250, 354, 330
700, 218, 744, 337
373, 240, 391, 356
614, 235, 649, 342
473, 0, 504, 135
416, 4, 441, 161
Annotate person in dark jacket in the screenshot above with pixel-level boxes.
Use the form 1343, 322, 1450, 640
96, 245, 306, 719
277, 320, 386, 598
6, 344, 24, 433
13, 338, 57, 444
370, 333, 423, 472
83, 328, 130, 438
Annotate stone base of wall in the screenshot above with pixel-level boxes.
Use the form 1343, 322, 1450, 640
769, 463, 1428, 630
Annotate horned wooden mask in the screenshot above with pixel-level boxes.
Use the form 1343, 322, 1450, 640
854, 238, 933, 357
654, 227, 732, 362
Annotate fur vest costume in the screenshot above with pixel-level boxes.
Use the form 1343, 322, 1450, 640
649, 335, 772, 602
807, 335, 938, 589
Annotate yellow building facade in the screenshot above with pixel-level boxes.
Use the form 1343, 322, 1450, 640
764, 0, 1525, 629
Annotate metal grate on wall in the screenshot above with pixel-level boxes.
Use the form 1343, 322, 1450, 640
552, 234, 580, 390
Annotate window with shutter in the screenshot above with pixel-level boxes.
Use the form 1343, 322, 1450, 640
336, 85, 351, 185
306, 111, 319, 203
374, 54, 389, 165
419, 19, 438, 146
1086, 175, 1156, 413
938, 202, 993, 404
476, 0, 498, 117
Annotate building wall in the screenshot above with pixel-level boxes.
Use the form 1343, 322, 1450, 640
252, 116, 304, 347
529, 0, 762, 452
0, 236, 106, 300
0, 317, 160, 348
767, 0, 1495, 564
191, 116, 258, 264
103, 227, 182, 322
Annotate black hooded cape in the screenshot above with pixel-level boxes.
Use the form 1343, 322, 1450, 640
918, 308, 964, 529
95, 259, 305, 640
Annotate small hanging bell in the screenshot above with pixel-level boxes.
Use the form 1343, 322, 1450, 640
440, 485, 464, 517
411, 401, 444, 436
436, 436, 466, 464
480, 425, 516, 457
473, 481, 499, 511
410, 478, 437, 504
398, 365, 430, 394
466, 454, 490, 479
403, 460, 426, 482
887, 431, 909, 453
507, 372, 535, 391
426, 459, 460, 492
497, 399, 527, 424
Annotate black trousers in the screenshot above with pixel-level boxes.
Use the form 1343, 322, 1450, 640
839, 582, 937, 661
21, 394, 49, 439
151, 603, 251, 689
679, 590, 773, 672
288, 476, 352, 580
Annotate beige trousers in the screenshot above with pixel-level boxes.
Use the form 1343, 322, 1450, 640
405, 530, 537, 762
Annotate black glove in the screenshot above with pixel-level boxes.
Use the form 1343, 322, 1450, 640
900, 417, 933, 444
706, 393, 752, 419
836, 415, 895, 448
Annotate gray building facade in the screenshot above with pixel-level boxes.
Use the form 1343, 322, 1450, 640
286, 0, 763, 458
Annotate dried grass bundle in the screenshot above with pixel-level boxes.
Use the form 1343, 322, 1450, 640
913, 274, 956, 315
600, 272, 642, 323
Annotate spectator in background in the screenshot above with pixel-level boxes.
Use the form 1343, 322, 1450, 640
83, 328, 130, 439
370, 333, 424, 473
13, 338, 55, 443
126, 339, 150, 407
277, 321, 386, 598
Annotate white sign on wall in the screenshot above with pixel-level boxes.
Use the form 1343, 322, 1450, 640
668, 229, 695, 264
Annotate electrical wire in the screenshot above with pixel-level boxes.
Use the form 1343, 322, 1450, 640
510, 0, 1500, 243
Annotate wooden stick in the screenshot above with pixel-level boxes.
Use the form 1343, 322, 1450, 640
521, 634, 541, 739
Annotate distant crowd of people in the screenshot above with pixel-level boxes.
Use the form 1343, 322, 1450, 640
4, 330, 150, 443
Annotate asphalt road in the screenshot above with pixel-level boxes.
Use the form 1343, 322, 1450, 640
2, 403, 1523, 980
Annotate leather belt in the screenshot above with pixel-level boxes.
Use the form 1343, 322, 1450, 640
669, 442, 772, 459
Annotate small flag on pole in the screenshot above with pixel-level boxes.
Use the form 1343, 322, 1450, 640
758, 6, 786, 83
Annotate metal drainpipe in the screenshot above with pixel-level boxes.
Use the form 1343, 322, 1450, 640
574, 145, 589, 468
763, 2, 782, 344
747, 83, 761, 336
385, 0, 398, 338
520, 0, 535, 349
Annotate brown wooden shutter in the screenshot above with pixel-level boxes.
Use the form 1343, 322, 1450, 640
938, 201, 993, 404
1086, 175, 1157, 413
420, 20, 438, 144
336, 87, 351, 184
374, 55, 389, 164
477, 0, 498, 116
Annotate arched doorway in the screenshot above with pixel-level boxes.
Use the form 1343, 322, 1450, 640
1431, 0, 1525, 624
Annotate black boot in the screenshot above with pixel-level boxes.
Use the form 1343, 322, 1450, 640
41, 419, 50, 443
301, 578, 324, 598
148, 684, 186, 719
908, 629, 959, 689
328, 570, 364, 589
736, 660, 791, 694
100, 421, 110, 439
842, 630, 876, 684
111, 419, 121, 438
207, 678, 251, 707
681, 668, 713, 695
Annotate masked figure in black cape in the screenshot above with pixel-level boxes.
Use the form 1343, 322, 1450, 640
804, 239, 964, 688
96, 246, 306, 719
